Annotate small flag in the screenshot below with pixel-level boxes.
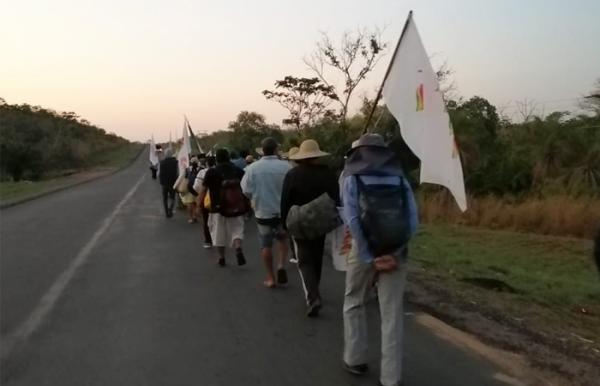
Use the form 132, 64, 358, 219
149, 135, 159, 166
177, 121, 191, 174
382, 12, 467, 211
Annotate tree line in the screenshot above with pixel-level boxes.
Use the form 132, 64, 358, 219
0, 98, 134, 181
199, 27, 600, 199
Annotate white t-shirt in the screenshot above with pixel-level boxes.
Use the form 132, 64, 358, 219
193, 168, 209, 192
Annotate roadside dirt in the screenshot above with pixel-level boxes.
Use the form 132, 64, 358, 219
407, 263, 600, 386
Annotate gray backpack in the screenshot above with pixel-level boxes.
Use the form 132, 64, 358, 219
286, 193, 341, 240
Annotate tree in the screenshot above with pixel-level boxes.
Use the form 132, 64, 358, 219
304, 28, 387, 122
0, 101, 131, 181
262, 76, 337, 131
580, 78, 600, 116
227, 111, 283, 152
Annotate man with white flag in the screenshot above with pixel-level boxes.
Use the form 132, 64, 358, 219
341, 12, 467, 386
382, 11, 467, 211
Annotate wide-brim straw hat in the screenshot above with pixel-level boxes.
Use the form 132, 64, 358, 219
290, 139, 330, 160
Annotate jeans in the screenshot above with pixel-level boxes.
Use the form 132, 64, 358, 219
161, 186, 176, 215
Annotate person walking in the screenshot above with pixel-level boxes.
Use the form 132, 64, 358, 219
199, 149, 248, 267
241, 138, 291, 288
341, 134, 418, 386
286, 146, 300, 264
158, 148, 178, 218
175, 156, 201, 223
281, 139, 339, 317
194, 156, 216, 248
231, 150, 247, 170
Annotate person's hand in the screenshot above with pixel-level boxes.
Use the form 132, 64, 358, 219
373, 255, 397, 272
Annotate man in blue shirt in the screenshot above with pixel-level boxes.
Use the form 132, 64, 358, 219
341, 134, 418, 386
241, 138, 292, 287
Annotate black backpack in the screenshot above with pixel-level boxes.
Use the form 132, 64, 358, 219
356, 176, 411, 256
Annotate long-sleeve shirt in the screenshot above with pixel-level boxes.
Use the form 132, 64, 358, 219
342, 175, 418, 263
280, 163, 339, 228
240, 156, 291, 219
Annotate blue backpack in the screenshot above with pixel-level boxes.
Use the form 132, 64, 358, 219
356, 176, 411, 256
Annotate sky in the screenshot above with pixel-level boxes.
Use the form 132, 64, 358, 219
2, 0, 599, 142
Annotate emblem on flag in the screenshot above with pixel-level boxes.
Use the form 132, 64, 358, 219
416, 83, 424, 111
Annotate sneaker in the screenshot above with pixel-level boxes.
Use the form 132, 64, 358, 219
343, 362, 368, 375
218, 257, 226, 267
306, 301, 321, 317
236, 250, 246, 266
203, 243, 213, 249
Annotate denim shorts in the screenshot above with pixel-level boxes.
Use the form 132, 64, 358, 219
256, 218, 287, 248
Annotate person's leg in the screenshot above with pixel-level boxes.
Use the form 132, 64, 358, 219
377, 257, 407, 386
161, 186, 169, 216
186, 203, 193, 222
314, 235, 326, 286
257, 223, 276, 286
296, 238, 322, 316
262, 247, 275, 286
343, 242, 375, 371
167, 189, 176, 215
202, 207, 212, 246
191, 202, 198, 222
230, 216, 246, 266
275, 230, 289, 270
209, 214, 227, 266
289, 236, 298, 263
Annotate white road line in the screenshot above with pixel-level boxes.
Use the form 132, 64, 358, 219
1, 175, 145, 360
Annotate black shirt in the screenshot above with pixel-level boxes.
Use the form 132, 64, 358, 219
203, 162, 244, 210
280, 163, 340, 227
159, 157, 178, 187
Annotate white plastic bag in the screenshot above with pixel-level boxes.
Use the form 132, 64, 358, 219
330, 224, 352, 271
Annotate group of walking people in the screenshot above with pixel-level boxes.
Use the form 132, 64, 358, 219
152, 133, 418, 386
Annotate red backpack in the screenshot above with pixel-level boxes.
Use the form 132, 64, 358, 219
218, 175, 249, 217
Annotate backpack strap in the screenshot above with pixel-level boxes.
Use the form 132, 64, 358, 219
355, 175, 366, 192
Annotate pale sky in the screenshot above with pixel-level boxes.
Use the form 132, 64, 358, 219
2, 0, 599, 142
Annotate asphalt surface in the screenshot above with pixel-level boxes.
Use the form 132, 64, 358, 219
1, 153, 512, 385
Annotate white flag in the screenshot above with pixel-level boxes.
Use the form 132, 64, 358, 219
149, 135, 158, 166
382, 12, 467, 211
176, 121, 191, 174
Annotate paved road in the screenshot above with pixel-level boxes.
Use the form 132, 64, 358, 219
1, 153, 512, 385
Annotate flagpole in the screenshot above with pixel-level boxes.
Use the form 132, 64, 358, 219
185, 115, 204, 154
363, 10, 413, 134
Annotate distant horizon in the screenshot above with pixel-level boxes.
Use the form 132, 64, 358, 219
2, 0, 599, 142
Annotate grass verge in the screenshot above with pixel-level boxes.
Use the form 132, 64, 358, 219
408, 224, 599, 383
0, 143, 143, 206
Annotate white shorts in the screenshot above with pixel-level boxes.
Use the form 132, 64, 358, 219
208, 213, 245, 247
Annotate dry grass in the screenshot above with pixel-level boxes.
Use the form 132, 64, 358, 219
419, 192, 600, 239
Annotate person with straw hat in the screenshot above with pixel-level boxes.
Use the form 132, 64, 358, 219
281, 139, 340, 317
286, 146, 300, 264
